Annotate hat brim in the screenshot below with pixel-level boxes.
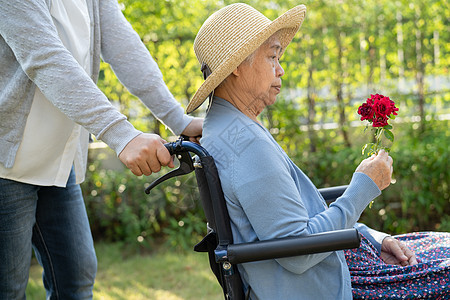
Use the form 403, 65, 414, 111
186, 5, 306, 114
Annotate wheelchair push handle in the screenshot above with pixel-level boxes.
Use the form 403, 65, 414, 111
145, 138, 209, 194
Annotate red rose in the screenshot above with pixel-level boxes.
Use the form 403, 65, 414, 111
372, 114, 388, 127
366, 95, 375, 105
371, 94, 382, 100
388, 99, 399, 116
358, 93, 398, 158
371, 94, 399, 117
357, 102, 374, 121
373, 97, 391, 118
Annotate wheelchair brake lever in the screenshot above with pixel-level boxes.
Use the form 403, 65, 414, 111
144, 143, 195, 194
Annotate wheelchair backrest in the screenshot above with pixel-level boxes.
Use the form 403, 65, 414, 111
145, 138, 358, 300
145, 139, 246, 299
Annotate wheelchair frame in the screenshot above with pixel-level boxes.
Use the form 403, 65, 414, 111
145, 138, 360, 300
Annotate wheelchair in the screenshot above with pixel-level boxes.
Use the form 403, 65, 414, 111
145, 137, 361, 300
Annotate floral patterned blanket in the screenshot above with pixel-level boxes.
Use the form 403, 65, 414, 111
345, 231, 450, 299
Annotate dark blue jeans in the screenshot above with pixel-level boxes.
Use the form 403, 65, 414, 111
0, 169, 97, 299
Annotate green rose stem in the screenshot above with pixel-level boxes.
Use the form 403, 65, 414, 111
358, 94, 398, 208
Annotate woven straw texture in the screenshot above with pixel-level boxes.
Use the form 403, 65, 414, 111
187, 3, 306, 113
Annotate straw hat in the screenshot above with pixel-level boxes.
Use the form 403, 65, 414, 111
186, 3, 307, 113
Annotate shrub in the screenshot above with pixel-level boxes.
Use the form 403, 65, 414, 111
82, 120, 449, 250
82, 153, 206, 251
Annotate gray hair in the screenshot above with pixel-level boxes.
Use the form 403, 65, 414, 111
216, 32, 280, 88
243, 33, 280, 66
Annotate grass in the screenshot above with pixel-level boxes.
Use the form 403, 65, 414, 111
26, 242, 223, 300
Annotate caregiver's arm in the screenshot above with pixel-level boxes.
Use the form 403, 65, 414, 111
0, 0, 141, 154
99, 0, 196, 136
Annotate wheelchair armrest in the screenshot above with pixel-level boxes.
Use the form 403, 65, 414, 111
217, 228, 360, 264
319, 185, 348, 204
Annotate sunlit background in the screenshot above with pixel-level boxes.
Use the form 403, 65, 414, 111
26, 1, 449, 298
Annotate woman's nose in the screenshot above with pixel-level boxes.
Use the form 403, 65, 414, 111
276, 61, 285, 77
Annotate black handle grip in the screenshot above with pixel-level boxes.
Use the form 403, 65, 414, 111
164, 142, 175, 156
163, 139, 210, 158
144, 140, 209, 194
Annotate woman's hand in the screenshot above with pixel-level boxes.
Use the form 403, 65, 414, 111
355, 149, 393, 191
380, 236, 418, 266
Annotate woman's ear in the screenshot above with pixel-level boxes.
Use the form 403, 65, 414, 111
232, 67, 240, 77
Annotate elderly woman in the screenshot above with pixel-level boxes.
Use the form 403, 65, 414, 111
187, 3, 449, 299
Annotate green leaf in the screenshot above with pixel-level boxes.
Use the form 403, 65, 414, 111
362, 143, 375, 156
383, 125, 393, 130
389, 114, 396, 120
384, 129, 394, 142
361, 144, 368, 155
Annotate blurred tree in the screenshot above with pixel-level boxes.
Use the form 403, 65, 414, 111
86, 0, 449, 243
96, 0, 448, 138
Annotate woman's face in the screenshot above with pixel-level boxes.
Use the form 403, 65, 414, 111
236, 35, 285, 113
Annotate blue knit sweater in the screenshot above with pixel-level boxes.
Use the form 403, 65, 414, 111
201, 97, 385, 300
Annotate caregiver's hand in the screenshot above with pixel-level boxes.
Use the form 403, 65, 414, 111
119, 133, 174, 176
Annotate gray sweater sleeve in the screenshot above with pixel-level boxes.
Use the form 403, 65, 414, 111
0, 0, 140, 155
0, 0, 192, 157
98, 0, 193, 135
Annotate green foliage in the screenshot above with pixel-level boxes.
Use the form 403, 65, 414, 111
290, 119, 450, 234
85, 0, 449, 248
107, 0, 449, 124
163, 211, 206, 251
82, 119, 449, 248
372, 119, 450, 233
82, 155, 206, 251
